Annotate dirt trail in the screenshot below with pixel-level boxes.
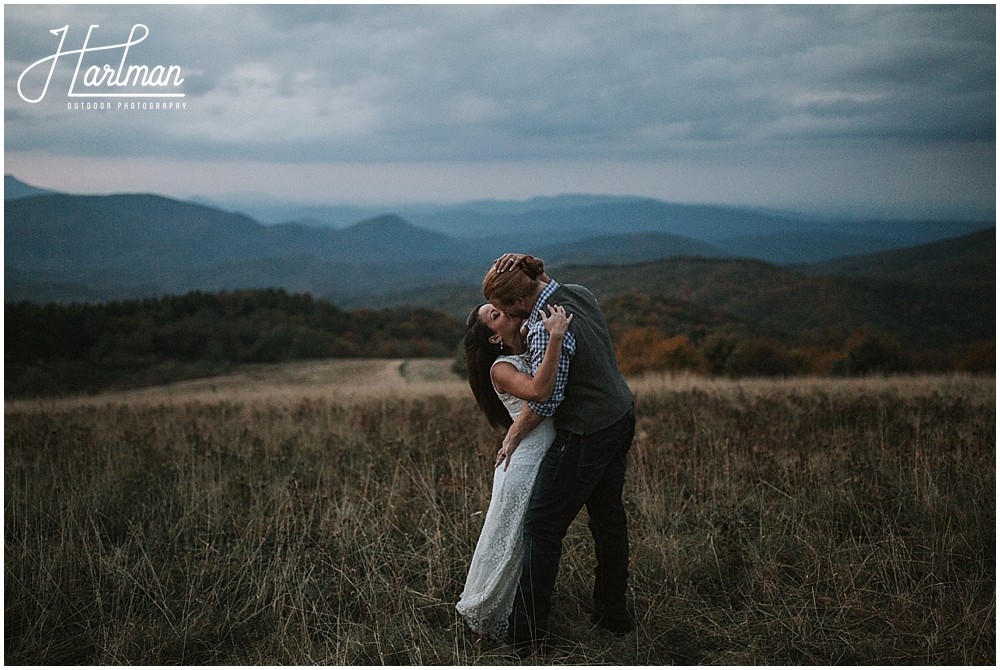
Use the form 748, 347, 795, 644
6, 358, 469, 411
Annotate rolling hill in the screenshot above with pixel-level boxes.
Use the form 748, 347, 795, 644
554, 257, 992, 351
715, 231, 899, 264
198, 184, 991, 264
4, 175, 54, 200
5, 184, 993, 364
406, 197, 990, 250
537, 232, 725, 266
4, 194, 497, 302
5, 193, 266, 274
8, 190, 779, 304
792, 228, 995, 289
4, 195, 477, 271
349, 228, 995, 356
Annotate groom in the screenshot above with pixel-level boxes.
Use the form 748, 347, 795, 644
485, 253, 636, 652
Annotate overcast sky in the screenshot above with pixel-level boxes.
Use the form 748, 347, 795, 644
4, 4, 995, 218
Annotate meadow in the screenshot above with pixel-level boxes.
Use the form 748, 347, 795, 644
4, 360, 995, 664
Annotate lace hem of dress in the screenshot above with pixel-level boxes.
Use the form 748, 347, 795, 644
456, 601, 510, 642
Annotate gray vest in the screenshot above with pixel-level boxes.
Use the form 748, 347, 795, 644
550, 283, 634, 435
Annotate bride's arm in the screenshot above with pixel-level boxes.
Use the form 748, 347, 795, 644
490, 306, 571, 402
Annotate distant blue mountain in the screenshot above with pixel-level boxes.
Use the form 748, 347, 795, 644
716, 231, 896, 264
4, 187, 993, 305
451, 194, 635, 216
4, 193, 497, 303
4, 194, 484, 273
199, 191, 992, 263
792, 228, 995, 289
4, 175, 54, 200
404, 198, 989, 253
538, 231, 726, 266
190, 195, 383, 227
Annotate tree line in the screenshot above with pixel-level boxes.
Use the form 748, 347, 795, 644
8, 287, 992, 398
598, 291, 992, 378
613, 326, 994, 378
6, 289, 465, 398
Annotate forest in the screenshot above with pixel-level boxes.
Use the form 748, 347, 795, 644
5, 289, 465, 398
6, 283, 993, 399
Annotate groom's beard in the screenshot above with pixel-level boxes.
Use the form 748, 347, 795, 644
504, 306, 530, 320
492, 300, 530, 320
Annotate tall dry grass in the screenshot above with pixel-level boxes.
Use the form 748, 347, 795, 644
5, 362, 995, 664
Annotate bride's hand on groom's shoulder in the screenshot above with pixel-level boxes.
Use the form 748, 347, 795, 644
540, 304, 573, 337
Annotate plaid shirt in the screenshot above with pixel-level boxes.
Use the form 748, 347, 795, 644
525, 281, 576, 417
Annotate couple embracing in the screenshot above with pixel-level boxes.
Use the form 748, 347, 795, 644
456, 253, 636, 653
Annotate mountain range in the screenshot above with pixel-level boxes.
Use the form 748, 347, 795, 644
5, 175, 994, 369
345, 229, 993, 349
197, 189, 989, 263
6, 175, 993, 304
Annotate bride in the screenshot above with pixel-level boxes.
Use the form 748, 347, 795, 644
456, 264, 572, 642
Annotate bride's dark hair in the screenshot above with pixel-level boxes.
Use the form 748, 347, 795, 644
464, 305, 513, 430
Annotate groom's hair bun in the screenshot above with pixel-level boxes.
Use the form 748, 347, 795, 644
520, 256, 545, 280
483, 255, 545, 305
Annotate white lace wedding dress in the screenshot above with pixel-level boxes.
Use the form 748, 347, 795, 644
456, 353, 556, 642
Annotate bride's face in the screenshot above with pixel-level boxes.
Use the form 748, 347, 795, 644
477, 303, 523, 346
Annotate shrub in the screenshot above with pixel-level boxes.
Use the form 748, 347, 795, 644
959, 341, 995, 374
829, 331, 912, 376
723, 337, 801, 378
616, 327, 709, 376
700, 332, 739, 376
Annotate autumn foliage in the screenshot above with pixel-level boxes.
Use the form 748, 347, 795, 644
615, 327, 709, 376
615, 323, 991, 379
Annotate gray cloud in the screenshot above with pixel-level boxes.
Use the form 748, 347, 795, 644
3, 4, 994, 215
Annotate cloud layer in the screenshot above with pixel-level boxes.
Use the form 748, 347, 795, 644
4, 4, 995, 215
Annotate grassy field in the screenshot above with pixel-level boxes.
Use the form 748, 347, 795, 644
5, 360, 995, 664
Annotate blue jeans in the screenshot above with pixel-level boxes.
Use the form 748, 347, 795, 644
507, 406, 636, 646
